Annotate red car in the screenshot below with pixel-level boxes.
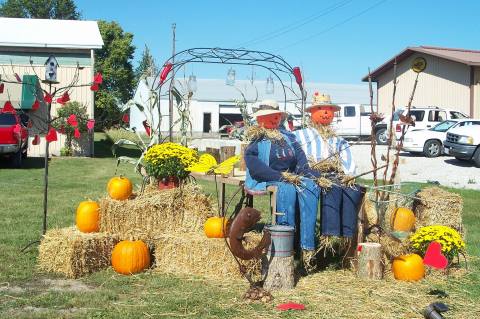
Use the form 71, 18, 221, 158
0, 112, 28, 167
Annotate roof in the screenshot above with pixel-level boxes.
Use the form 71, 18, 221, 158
0, 18, 103, 49
139, 77, 372, 105
362, 46, 480, 81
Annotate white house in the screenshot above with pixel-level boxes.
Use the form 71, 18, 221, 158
0, 18, 103, 156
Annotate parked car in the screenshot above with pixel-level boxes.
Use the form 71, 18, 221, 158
331, 104, 388, 144
392, 106, 468, 141
0, 112, 28, 167
443, 125, 480, 167
402, 119, 480, 157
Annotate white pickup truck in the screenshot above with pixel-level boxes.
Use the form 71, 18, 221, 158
443, 125, 480, 167
331, 104, 388, 144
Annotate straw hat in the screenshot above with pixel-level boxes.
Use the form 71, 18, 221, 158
252, 99, 285, 118
306, 92, 340, 112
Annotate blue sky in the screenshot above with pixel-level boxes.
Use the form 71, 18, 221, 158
76, 0, 480, 84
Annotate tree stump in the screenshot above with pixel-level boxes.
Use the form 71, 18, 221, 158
262, 255, 295, 290
239, 143, 248, 171
356, 242, 383, 280
220, 146, 236, 177
205, 147, 220, 163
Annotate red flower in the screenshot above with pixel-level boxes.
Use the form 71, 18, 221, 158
93, 72, 103, 84
87, 119, 95, 130
0, 83, 4, 93
45, 128, 58, 142
67, 114, 78, 127
122, 113, 129, 123
74, 128, 81, 139
32, 134, 40, 145
90, 83, 99, 91
32, 99, 40, 111
44, 93, 53, 104
1, 101, 15, 113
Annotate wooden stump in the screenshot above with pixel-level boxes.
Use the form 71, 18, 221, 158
356, 242, 383, 280
239, 143, 248, 171
220, 146, 236, 177
206, 147, 220, 163
262, 255, 295, 290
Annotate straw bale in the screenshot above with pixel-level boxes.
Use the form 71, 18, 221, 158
38, 227, 119, 278
378, 235, 410, 259
415, 187, 463, 232
364, 196, 378, 226
153, 231, 262, 281
99, 184, 213, 242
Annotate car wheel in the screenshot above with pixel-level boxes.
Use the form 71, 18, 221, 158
473, 148, 480, 168
375, 128, 387, 145
423, 140, 441, 158
11, 150, 22, 168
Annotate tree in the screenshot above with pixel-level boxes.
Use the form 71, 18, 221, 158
135, 45, 158, 83
94, 20, 135, 129
0, 0, 80, 19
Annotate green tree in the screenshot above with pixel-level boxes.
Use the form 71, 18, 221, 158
51, 101, 88, 156
135, 44, 158, 83
95, 20, 135, 129
0, 0, 80, 19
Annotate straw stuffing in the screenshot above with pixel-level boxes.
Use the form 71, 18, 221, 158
38, 227, 119, 278
244, 125, 284, 143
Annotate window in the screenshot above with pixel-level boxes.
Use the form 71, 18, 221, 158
408, 110, 425, 121
344, 106, 356, 117
459, 121, 480, 127
428, 110, 447, 122
450, 111, 468, 119
0, 113, 16, 125
431, 120, 456, 132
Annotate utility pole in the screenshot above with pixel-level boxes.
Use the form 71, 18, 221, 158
168, 23, 176, 142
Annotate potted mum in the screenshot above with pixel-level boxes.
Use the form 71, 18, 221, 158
143, 142, 198, 190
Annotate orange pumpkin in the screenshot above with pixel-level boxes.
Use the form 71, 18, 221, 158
311, 105, 337, 125
392, 254, 425, 281
204, 217, 228, 238
391, 207, 416, 232
76, 201, 100, 233
111, 240, 151, 275
107, 176, 132, 200
257, 113, 283, 129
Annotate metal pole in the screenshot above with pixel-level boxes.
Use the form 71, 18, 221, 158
168, 23, 176, 142
42, 83, 53, 235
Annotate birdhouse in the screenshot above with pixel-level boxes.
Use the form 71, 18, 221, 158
44, 55, 59, 82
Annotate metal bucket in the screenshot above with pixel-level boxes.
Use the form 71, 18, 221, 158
265, 225, 294, 257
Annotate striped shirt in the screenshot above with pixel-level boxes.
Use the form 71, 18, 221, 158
293, 127, 356, 175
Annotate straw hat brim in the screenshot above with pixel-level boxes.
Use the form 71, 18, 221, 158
252, 109, 285, 118
306, 104, 341, 112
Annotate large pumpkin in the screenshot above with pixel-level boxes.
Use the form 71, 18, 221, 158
76, 201, 100, 233
111, 240, 151, 275
204, 217, 228, 238
311, 106, 337, 125
257, 113, 283, 129
392, 254, 425, 281
391, 207, 416, 232
107, 176, 132, 200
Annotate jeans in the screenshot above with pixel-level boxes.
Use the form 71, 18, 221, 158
270, 178, 320, 250
321, 185, 363, 237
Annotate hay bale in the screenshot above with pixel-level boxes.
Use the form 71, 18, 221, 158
415, 187, 463, 232
38, 227, 119, 278
100, 184, 213, 242
153, 231, 262, 280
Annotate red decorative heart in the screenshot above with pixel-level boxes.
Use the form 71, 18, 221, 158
93, 72, 103, 84
122, 113, 130, 123
423, 241, 448, 270
2, 101, 15, 113
32, 99, 40, 110
45, 128, 57, 142
32, 134, 40, 145
87, 119, 95, 130
276, 302, 306, 311
67, 114, 78, 127
90, 83, 99, 91
44, 93, 53, 104
74, 128, 81, 139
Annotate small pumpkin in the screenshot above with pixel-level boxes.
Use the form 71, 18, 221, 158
111, 240, 151, 275
204, 217, 229, 238
107, 176, 133, 200
392, 253, 425, 281
76, 201, 100, 233
391, 207, 416, 232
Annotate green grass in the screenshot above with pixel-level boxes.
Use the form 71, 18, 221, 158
0, 134, 479, 318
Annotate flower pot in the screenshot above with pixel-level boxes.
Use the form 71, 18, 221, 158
158, 176, 179, 190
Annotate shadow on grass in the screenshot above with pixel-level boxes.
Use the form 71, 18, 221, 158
94, 135, 142, 159
0, 156, 45, 169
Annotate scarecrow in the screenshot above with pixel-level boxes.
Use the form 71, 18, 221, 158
244, 99, 320, 262
293, 92, 363, 247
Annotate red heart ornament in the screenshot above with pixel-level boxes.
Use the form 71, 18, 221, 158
67, 114, 78, 127
423, 241, 448, 270
87, 119, 95, 130
2, 101, 15, 113
45, 128, 57, 142
74, 128, 81, 139
90, 83, 99, 91
93, 72, 103, 84
276, 302, 306, 311
32, 99, 40, 110
44, 93, 53, 104
122, 113, 129, 124
32, 134, 40, 145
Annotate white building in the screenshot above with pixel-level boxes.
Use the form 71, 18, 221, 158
130, 77, 371, 136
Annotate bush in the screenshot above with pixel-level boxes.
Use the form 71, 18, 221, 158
51, 102, 89, 156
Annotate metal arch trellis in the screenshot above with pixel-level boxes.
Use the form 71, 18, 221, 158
150, 47, 306, 141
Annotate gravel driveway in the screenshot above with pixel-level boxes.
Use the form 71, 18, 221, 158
350, 143, 480, 190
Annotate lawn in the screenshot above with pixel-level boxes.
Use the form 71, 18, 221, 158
0, 134, 479, 318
